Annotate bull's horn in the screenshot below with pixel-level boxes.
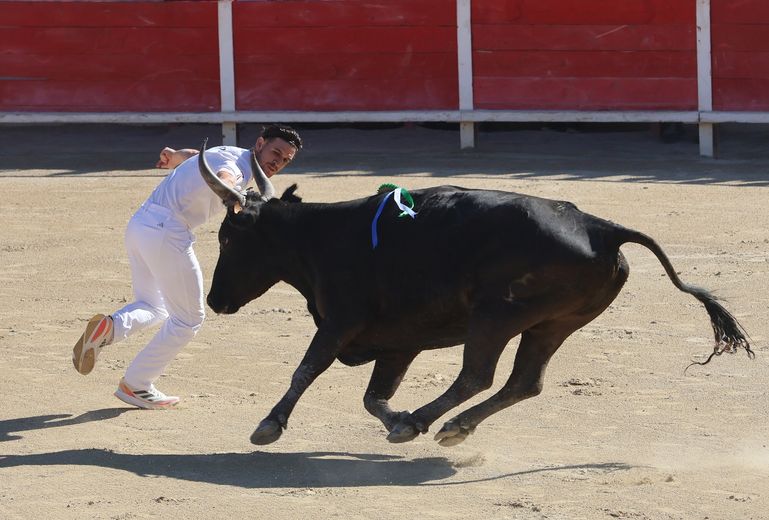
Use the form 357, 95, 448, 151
250, 149, 275, 201
198, 138, 246, 208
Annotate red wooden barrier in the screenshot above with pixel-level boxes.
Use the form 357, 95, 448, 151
711, 0, 769, 110
471, 0, 698, 110
0, 1, 220, 112
0, 0, 767, 117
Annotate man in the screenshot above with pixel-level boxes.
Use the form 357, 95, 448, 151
72, 124, 302, 409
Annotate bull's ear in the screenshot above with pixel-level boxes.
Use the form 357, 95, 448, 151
227, 203, 260, 229
280, 183, 302, 203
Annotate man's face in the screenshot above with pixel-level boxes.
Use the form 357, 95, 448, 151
254, 137, 297, 178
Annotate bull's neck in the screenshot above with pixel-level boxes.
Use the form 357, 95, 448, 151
260, 202, 319, 305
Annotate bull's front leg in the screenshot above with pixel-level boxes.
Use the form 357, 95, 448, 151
363, 351, 418, 434
250, 321, 360, 445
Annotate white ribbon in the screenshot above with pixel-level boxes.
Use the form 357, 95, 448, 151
393, 188, 417, 218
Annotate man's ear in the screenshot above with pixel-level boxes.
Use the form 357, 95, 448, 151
254, 136, 266, 152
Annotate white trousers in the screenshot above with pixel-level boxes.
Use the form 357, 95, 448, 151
111, 203, 205, 389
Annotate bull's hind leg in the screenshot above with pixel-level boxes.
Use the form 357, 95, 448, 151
434, 262, 629, 447
363, 351, 419, 433
387, 304, 540, 444
433, 323, 573, 446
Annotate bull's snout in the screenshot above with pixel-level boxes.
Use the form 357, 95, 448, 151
206, 292, 233, 315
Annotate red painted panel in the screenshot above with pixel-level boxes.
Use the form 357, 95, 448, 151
713, 51, 769, 79
712, 0, 769, 24
711, 2, 769, 110
232, 0, 454, 26
233, 2, 458, 111
235, 27, 456, 55
237, 79, 456, 111
472, 0, 692, 25
0, 80, 219, 111
714, 79, 769, 110
712, 24, 769, 52
2, 53, 220, 81
474, 77, 697, 110
0, 1, 214, 27
0, 1, 220, 112
473, 25, 695, 51
1, 27, 219, 55
237, 53, 456, 82
472, 1, 696, 110
474, 50, 695, 78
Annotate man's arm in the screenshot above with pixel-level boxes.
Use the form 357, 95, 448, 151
216, 169, 239, 189
156, 147, 199, 169
157, 148, 241, 194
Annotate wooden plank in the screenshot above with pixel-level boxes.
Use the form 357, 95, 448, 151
235, 53, 456, 81
711, 0, 769, 23
0, 27, 219, 55
0, 1, 215, 28
0, 53, 219, 81
473, 77, 697, 109
472, 0, 692, 25
0, 80, 220, 111
473, 50, 696, 78
713, 51, 769, 79
234, 26, 456, 55
0, 110, 710, 125
696, 0, 712, 112
236, 79, 458, 111
233, 0, 455, 27
713, 78, 769, 110
473, 25, 695, 51
712, 24, 769, 52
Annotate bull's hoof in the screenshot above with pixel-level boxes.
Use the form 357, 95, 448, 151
434, 420, 472, 447
250, 418, 283, 445
386, 422, 420, 444
383, 411, 412, 433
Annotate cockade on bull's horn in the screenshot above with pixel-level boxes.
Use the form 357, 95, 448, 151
198, 149, 754, 449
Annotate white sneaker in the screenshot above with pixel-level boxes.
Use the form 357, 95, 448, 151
72, 314, 113, 375
114, 378, 180, 410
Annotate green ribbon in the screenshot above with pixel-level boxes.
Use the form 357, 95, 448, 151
377, 183, 416, 218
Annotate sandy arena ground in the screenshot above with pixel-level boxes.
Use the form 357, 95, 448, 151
1, 123, 768, 519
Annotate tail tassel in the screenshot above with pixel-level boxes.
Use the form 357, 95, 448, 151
686, 298, 755, 372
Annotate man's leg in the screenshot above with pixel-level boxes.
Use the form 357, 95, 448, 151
73, 214, 168, 375
118, 225, 205, 408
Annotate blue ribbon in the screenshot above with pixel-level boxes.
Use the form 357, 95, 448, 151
371, 191, 394, 249
371, 188, 418, 249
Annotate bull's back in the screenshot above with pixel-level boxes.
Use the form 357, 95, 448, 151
371, 186, 609, 274
349, 187, 623, 342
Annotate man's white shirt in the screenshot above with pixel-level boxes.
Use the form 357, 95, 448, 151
147, 146, 253, 229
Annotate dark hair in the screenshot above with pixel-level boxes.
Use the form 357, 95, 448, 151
261, 124, 302, 150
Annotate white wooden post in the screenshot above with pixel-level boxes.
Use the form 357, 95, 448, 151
218, 0, 237, 145
456, 0, 475, 148
696, 0, 715, 157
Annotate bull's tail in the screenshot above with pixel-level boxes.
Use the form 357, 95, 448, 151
618, 228, 754, 369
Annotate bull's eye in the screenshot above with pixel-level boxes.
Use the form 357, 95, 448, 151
220, 237, 229, 250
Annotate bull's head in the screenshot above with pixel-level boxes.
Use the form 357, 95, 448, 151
199, 139, 299, 314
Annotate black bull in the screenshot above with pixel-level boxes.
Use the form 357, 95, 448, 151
199, 147, 752, 447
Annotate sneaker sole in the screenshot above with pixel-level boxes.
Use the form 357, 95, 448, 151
72, 314, 110, 375
114, 387, 179, 410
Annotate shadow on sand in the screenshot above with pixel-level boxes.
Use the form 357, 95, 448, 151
3, 123, 769, 185
1, 411, 632, 488
0, 409, 135, 442
0, 447, 632, 488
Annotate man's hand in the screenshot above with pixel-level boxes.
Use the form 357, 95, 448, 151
156, 147, 199, 169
